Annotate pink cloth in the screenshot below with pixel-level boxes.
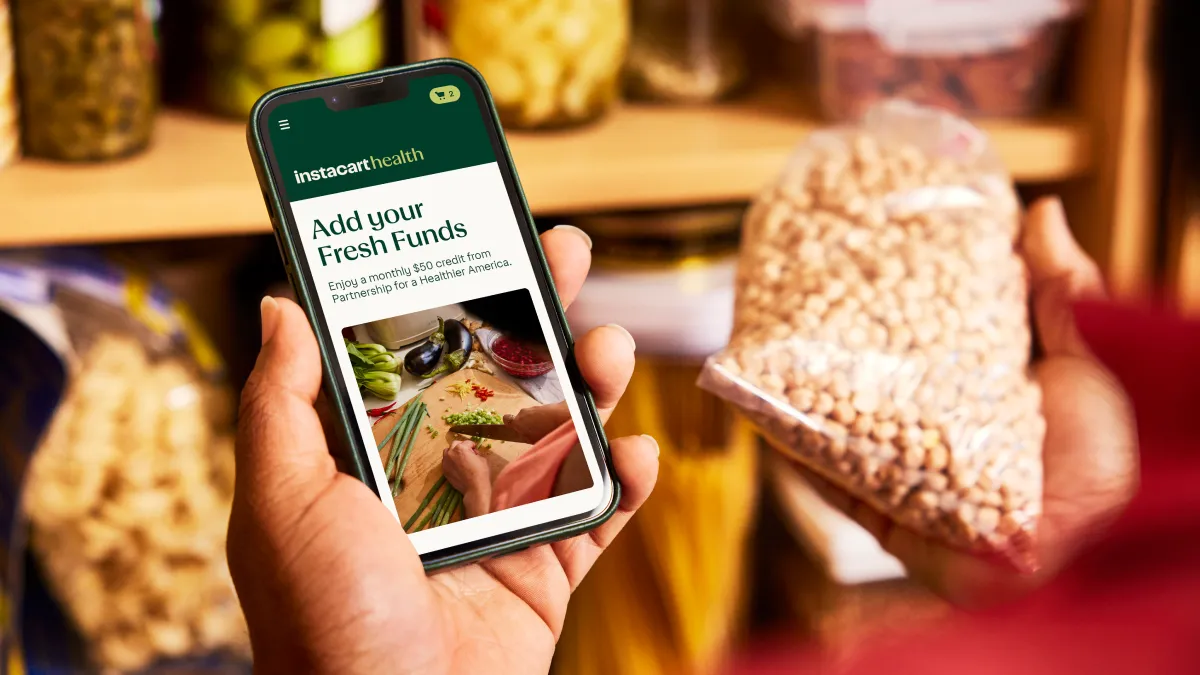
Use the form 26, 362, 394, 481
490, 421, 578, 512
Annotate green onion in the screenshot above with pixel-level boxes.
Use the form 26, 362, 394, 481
438, 492, 463, 526
404, 476, 446, 531
391, 404, 428, 494
421, 489, 454, 531
442, 408, 503, 426
383, 396, 424, 478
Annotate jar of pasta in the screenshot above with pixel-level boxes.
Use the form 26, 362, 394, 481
12, 0, 158, 161
447, 0, 629, 129
202, 1, 385, 118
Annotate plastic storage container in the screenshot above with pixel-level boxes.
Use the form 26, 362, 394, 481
624, 0, 745, 103
446, 0, 629, 129
771, 0, 1083, 121
0, 0, 17, 168
202, 1, 384, 118
11, 0, 158, 161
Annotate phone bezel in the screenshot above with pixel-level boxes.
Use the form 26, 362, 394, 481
247, 59, 620, 571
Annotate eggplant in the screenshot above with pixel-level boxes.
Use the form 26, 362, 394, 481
420, 319, 472, 379
443, 319, 472, 356
404, 340, 443, 376
421, 349, 466, 379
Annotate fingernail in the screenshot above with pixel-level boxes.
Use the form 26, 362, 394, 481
552, 224, 593, 250
641, 434, 660, 457
260, 296, 280, 346
605, 323, 636, 352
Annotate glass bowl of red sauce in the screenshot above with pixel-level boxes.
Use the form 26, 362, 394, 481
489, 334, 554, 378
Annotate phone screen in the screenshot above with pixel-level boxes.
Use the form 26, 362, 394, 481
257, 69, 609, 556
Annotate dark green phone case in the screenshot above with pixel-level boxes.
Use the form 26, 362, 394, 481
246, 59, 621, 571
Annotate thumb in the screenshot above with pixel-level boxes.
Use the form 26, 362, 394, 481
1021, 196, 1107, 358
235, 297, 337, 498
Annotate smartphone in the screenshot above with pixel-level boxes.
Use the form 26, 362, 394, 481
247, 60, 618, 570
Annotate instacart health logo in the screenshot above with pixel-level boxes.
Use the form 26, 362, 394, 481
292, 148, 425, 184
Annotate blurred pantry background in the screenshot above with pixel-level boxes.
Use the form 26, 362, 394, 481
0, 0, 1196, 673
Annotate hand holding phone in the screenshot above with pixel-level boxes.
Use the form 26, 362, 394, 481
229, 231, 659, 674
234, 60, 658, 672
248, 61, 630, 566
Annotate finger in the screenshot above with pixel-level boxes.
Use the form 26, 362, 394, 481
236, 297, 336, 494
541, 226, 592, 309
789, 461, 1042, 607
575, 324, 637, 413
1036, 358, 1138, 571
1021, 196, 1107, 358
550, 434, 660, 589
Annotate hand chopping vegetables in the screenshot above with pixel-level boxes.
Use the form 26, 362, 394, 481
345, 290, 583, 530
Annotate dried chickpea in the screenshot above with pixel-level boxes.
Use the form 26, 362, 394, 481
701, 106, 1045, 569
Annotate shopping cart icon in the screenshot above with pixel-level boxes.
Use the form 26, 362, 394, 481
429, 85, 461, 104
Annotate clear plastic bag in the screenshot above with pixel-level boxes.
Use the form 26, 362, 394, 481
699, 102, 1044, 571
0, 252, 250, 672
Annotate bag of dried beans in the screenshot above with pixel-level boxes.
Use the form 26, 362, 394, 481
699, 102, 1044, 571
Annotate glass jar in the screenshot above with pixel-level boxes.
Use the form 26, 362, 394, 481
447, 0, 629, 130
202, 1, 385, 118
12, 0, 157, 161
1, 0, 17, 168
566, 205, 742, 357
624, 0, 745, 103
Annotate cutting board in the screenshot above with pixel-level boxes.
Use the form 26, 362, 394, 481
373, 366, 540, 528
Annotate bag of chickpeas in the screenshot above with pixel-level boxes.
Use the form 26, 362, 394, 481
699, 102, 1044, 571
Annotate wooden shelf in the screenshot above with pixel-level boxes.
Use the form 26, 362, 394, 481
0, 90, 1092, 247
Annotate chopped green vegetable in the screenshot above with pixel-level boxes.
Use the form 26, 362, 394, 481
426, 425, 439, 439
442, 408, 503, 426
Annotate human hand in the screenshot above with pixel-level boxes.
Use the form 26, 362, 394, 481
227, 225, 659, 674
503, 401, 572, 444
441, 440, 492, 519
798, 196, 1139, 607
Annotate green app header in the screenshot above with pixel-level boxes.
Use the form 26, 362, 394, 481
268, 74, 497, 202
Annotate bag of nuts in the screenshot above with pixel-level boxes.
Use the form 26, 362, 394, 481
699, 102, 1045, 571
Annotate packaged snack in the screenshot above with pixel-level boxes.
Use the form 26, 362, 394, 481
767, 0, 1083, 120
0, 252, 249, 672
699, 102, 1045, 571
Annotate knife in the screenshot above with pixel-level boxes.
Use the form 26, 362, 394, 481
448, 423, 525, 443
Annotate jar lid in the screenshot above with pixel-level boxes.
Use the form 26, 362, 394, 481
568, 205, 744, 270
770, 0, 1082, 53
570, 204, 744, 239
